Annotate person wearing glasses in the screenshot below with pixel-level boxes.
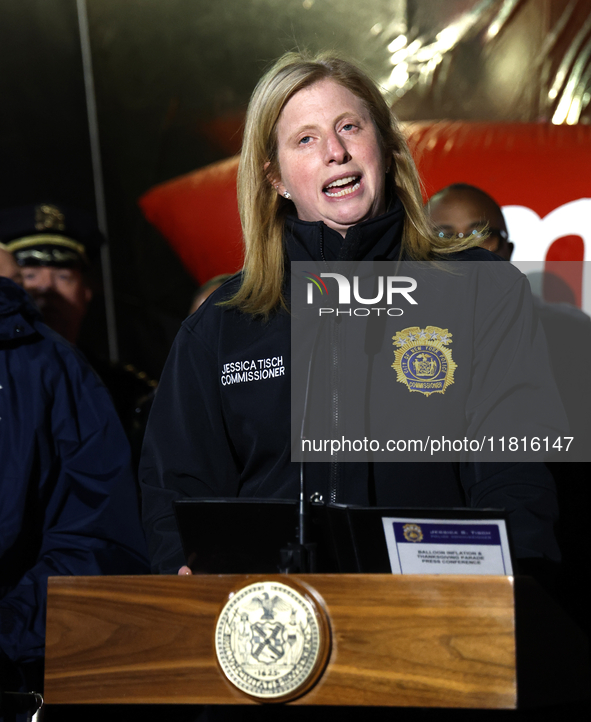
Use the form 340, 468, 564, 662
427, 183, 590, 438
428, 183, 591, 630
427, 183, 513, 259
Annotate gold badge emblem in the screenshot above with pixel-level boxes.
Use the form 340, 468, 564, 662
403, 523, 424, 543
392, 326, 457, 397
34, 204, 65, 232
215, 580, 330, 701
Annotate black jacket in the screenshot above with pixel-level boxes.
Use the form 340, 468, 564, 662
140, 205, 562, 573
0, 278, 149, 675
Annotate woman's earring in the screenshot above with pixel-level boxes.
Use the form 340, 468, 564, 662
283, 190, 291, 199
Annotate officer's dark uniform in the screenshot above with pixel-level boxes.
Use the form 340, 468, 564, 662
0, 277, 150, 719
0, 203, 156, 463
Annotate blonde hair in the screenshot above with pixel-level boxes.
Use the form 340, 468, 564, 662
229, 51, 478, 317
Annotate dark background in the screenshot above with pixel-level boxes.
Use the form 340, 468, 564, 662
1, 0, 589, 377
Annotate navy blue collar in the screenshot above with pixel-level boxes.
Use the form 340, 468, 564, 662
284, 196, 405, 264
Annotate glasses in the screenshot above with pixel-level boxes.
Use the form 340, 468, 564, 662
436, 227, 508, 251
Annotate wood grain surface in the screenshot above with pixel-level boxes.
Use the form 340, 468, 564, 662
44, 574, 516, 708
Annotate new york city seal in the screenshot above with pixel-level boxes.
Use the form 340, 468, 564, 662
215, 580, 329, 701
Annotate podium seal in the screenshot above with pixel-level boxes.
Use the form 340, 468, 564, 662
215, 580, 330, 701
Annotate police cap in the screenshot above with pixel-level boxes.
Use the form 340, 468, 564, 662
0, 203, 103, 269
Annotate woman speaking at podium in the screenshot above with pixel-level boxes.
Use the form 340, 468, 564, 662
139, 52, 562, 575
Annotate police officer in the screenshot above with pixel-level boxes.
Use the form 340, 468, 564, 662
0, 203, 156, 455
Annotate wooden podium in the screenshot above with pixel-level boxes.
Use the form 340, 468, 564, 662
44, 574, 588, 709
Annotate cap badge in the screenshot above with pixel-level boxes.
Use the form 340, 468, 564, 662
35, 204, 65, 232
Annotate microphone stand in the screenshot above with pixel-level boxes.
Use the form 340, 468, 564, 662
279, 317, 322, 574
278, 462, 317, 573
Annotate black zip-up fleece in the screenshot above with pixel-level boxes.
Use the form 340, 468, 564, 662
140, 203, 562, 573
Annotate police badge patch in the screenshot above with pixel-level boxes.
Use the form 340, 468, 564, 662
403, 523, 424, 543
392, 326, 457, 397
215, 580, 330, 701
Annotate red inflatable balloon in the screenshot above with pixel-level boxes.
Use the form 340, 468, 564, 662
139, 123, 591, 305
139, 156, 243, 286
